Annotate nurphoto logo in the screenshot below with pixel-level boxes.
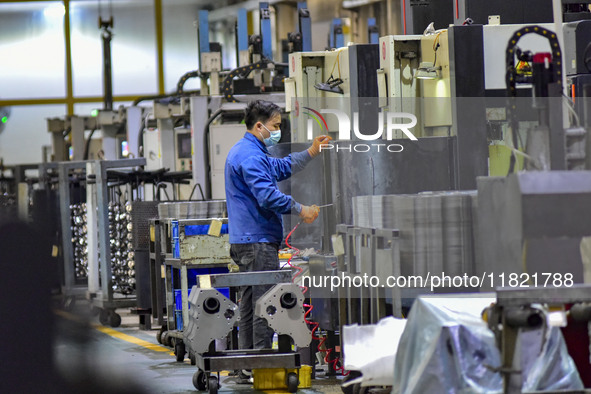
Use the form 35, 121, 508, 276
303, 107, 418, 153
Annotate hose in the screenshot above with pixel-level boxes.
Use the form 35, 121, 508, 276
284, 221, 349, 376
177, 70, 202, 95
203, 109, 224, 199
505, 25, 562, 174
83, 129, 96, 160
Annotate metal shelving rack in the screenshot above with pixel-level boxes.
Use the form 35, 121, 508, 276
57, 161, 90, 306
86, 158, 146, 326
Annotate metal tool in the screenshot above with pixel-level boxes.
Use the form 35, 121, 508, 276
316, 203, 334, 209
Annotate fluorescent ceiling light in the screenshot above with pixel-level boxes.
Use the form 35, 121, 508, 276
43, 3, 65, 19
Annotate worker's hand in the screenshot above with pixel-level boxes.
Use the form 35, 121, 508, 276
307, 135, 333, 158
299, 204, 320, 224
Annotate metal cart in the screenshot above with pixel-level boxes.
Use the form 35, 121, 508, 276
159, 217, 233, 362
186, 270, 307, 394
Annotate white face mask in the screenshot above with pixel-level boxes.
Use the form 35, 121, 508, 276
260, 123, 281, 146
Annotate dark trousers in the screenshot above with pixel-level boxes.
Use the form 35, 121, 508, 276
230, 242, 279, 350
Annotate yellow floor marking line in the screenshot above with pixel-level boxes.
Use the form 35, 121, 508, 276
54, 309, 170, 352
94, 325, 171, 352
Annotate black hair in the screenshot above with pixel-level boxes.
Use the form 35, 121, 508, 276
244, 100, 281, 130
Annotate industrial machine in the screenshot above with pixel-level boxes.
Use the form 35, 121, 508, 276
565, 20, 591, 138
485, 285, 591, 393
403, 0, 591, 35
47, 106, 147, 162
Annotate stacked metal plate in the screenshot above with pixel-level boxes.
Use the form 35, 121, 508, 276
158, 200, 227, 219
352, 191, 477, 277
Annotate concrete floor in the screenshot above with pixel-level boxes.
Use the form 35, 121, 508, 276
53, 308, 344, 394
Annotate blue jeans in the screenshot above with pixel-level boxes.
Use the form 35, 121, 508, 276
230, 242, 279, 350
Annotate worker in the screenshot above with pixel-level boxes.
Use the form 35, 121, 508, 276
224, 100, 331, 359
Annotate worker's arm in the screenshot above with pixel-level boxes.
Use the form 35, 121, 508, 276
242, 155, 300, 215
271, 135, 333, 182
270, 150, 311, 182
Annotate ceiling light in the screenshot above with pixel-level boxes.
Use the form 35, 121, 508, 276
43, 3, 65, 19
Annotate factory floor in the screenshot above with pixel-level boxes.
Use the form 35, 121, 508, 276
53, 308, 345, 394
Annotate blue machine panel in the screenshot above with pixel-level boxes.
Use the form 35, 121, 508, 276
260, 2, 273, 60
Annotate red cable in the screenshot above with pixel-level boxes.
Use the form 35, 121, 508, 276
403, 0, 407, 35
284, 221, 349, 376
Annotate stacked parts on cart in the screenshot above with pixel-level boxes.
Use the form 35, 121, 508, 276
68, 200, 136, 294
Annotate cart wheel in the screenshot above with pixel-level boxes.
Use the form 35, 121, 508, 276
161, 331, 171, 347
192, 370, 207, 391
99, 309, 109, 325
286, 372, 298, 393
190, 352, 196, 365
175, 341, 185, 362
160, 331, 169, 346
109, 311, 122, 328
156, 325, 167, 344
207, 376, 218, 394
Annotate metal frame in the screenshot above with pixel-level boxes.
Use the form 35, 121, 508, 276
336, 224, 403, 326
86, 158, 146, 311
496, 284, 591, 307
58, 160, 90, 299
493, 284, 591, 394
150, 218, 167, 325
162, 217, 232, 332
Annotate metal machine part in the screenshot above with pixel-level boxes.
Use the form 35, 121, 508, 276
405, 0, 556, 35
70, 203, 89, 281
209, 124, 245, 200
129, 201, 159, 326
190, 270, 301, 393
157, 200, 227, 220
352, 191, 477, 279
184, 287, 238, 354
486, 285, 591, 393
308, 254, 340, 330
197, 10, 221, 96
564, 20, 591, 76
108, 201, 135, 295
331, 138, 457, 227
335, 225, 404, 326
177, 218, 231, 265
255, 283, 311, 348
477, 171, 591, 288
505, 25, 565, 172
70, 199, 136, 294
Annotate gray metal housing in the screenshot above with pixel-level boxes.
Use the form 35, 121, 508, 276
476, 172, 591, 289
183, 286, 238, 354
255, 283, 311, 348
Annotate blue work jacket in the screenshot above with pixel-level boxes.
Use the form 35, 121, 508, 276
225, 132, 312, 244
